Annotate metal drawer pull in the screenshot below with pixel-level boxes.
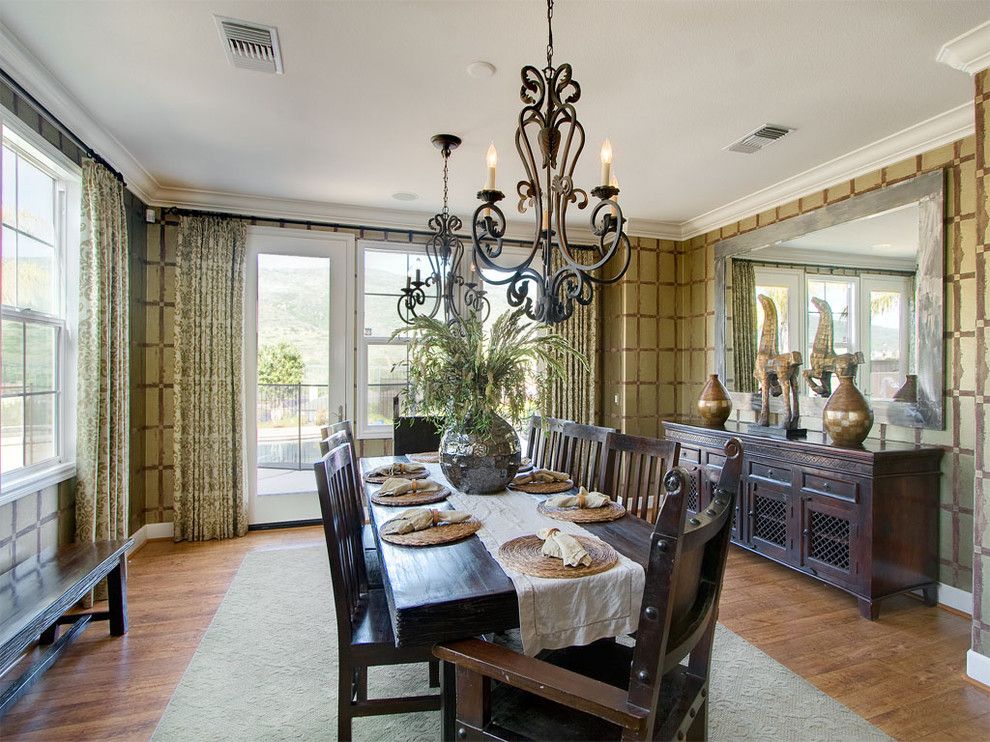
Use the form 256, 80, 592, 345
803, 528, 809, 535
767, 469, 775, 477
822, 482, 832, 491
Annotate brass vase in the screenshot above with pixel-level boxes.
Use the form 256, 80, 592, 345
892, 374, 918, 402
822, 374, 874, 447
697, 373, 732, 428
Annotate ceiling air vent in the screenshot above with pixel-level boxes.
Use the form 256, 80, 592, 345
216, 16, 283, 74
725, 124, 793, 154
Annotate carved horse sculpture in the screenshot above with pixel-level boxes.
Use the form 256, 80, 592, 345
803, 297, 865, 397
754, 294, 802, 428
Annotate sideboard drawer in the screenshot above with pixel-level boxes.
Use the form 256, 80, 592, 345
749, 461, 791, 487
801, 473, 858, 503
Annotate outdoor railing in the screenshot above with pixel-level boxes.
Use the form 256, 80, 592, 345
257, 383, 330, 470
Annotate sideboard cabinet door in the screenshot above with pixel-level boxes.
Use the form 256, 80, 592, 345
745, 480, 792, 562
799, 494, 860, 590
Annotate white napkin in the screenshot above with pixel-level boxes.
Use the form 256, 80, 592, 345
513, 468, 570, 485
369, 462, 426, 477
380, 508, 471, 535
544, 486, 611, 509
537, 527, 592, 567
376, 477, 443, 496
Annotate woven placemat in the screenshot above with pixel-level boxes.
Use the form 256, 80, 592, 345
497, 535, 618, 578
407, 452, 440, 463
508, 479, 573, 494
537, 500, 627, 523
370, 488, 449, 507
364, 469, 429, 484
379, 517, 482, 547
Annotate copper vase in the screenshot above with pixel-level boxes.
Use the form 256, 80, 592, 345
822, 374, 874, 447
697, 373, 732, 428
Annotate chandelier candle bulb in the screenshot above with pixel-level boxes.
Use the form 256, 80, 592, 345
600, 139, 613, 185
485, 142, 498, 189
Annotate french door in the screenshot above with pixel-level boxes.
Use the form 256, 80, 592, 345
245, 227, 354, 525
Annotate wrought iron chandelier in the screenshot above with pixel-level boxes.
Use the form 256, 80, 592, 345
398, 134, 490, 326
471, 0, 631, 325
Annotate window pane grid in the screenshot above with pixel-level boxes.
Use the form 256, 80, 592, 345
0, 138, 64, 478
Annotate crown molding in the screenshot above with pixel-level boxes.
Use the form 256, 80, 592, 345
937, 20, 990, 75
678, 102, 974, 240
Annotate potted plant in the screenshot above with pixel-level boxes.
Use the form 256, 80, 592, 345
394, 309, 585, 493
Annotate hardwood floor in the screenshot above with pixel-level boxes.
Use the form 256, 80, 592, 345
2, 528, 987, 741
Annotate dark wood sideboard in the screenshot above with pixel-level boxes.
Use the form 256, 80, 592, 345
663, 420, 943, 619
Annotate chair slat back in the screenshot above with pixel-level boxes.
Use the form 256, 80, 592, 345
319, 420, 354, 456
557, 422, 613, 490
626, 438, 743, 737
314, 442, 368, 645
527, 416, 571, 471
600, 433, 680, 523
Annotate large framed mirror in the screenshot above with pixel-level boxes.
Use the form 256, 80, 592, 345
714, 170, 944, 430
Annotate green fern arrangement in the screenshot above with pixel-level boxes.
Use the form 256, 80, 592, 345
392, 309, 586, 436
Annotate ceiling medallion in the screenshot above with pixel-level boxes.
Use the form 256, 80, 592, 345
398, 134, 490, 326
471, 0, 631, 325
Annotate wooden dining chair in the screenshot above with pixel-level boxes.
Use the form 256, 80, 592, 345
524, 415, 570, 470
556, 421, 615, 490
600, 433, 681, 524
319, 428, 383, 590
434, 437, 744, 742
314, 443, 441, 739
392, 397, 444, 455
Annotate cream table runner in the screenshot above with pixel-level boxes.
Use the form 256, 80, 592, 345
423, 464, 646, 656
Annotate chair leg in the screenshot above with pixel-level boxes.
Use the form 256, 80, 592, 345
687, 699, 707, 741
429, 659, 440, 688
338, 661, 354, 741
441, 661, 457, 742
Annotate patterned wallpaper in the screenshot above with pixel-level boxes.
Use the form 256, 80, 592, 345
601, 237, 680, 437
972, 69, 989, 657
667, 136, 977, 593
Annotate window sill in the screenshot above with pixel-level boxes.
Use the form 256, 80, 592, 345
0, 461, 76, 508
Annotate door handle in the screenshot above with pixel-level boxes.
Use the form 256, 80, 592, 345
337, 404, 345, 422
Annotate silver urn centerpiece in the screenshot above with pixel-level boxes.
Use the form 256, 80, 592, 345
440, 413, 521, 494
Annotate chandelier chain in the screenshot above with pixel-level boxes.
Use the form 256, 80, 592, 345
442, 146, 450, 217
546, 0, 554, 69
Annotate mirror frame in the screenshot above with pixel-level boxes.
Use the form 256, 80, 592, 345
714, 169, 944, 430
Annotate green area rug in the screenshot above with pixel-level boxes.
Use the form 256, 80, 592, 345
153, 546, 889, 741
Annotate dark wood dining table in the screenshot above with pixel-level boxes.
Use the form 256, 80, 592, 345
361, 455, 655, 649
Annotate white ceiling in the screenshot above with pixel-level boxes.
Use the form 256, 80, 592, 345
777, 203, 919, 261
0, 1, 985, 232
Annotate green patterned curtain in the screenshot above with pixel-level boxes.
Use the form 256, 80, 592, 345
731, 258, 758, 393
76, 160, 129, 548
548, 294, 602, 425
173, 216, 247, 541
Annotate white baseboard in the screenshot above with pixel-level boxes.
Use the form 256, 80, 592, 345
967, 649, 990, 688
938, 582, 973, 616
128, 521, 174, 551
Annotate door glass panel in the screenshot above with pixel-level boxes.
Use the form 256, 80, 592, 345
869, 289, 902, 398
255, 253, 330, 495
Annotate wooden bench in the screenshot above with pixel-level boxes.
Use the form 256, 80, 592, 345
0, 539, 132, 716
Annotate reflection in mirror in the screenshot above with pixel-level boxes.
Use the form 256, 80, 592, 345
715, 170, 944, 430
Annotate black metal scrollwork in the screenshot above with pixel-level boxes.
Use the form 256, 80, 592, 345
470, 19, 631, 326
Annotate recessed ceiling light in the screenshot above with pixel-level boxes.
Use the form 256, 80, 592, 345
467, 61, 497, 79
872, 243, 893, 249
392, 192, 418, 202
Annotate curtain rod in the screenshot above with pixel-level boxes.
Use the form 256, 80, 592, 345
0, 67, 126, 185
161, 206, 598, 251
